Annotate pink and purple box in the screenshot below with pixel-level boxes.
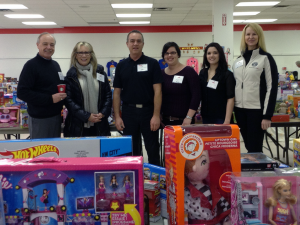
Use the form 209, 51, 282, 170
0, 157, 144, 225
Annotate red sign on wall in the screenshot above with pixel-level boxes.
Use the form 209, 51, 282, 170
222, 14, 227, 26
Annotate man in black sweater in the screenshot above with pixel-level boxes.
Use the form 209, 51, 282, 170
17, 32, 67, 139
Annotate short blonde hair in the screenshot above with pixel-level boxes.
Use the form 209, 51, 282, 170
70, 41, 98, 78
240, 23, 267, 54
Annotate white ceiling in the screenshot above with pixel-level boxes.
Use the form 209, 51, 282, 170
0, 0, 299, 28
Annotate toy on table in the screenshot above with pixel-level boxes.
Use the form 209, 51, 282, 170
98, 175, 106, 200
184, 150, 231, 224
264, 179, 297, 225
110, 174, 118, 198
123, 175, 132, 199
40, 189, 50, 211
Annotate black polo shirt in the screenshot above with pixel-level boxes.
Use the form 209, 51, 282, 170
113, 53, 163, 105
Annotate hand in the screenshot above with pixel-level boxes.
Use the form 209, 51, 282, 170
150, 115, 160, 131
261, 119, 271, 130
182, 118, 192, 126
115, 117, 125, 131
97, 113, 104, 119
88, 113, 102, 123
224, 120, 231, 124
52, 93, 67, 103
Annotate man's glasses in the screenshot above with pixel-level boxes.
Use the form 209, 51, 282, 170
164, 51, 177, 56
77, 52, 91, 56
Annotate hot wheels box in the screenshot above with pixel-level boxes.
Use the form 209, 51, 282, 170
165, 124, 241, 225
231, 172, 299, 225
0, 136, 132, 159
1, 157, 143, 225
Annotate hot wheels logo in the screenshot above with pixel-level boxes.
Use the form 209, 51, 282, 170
0, 145, 60, 159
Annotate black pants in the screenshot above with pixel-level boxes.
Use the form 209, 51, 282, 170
82, 125, 98, 137
234, 107, 265, 153
122, 105, 160, 166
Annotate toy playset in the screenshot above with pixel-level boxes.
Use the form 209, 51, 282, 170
144, 180, 161, 222
0, 107, 19, 128
0, 136, 132, 159
0, 179, 5, 224
241, 153, 279, 171
231, 172, 299, 225
20, 109, 29, 128
164, 124, 241, 225
0, 157, 144, 225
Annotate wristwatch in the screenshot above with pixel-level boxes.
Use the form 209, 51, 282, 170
186, 115, 193, 120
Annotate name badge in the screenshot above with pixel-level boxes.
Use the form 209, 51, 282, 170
58, 72, 64, 80
97, 73, 105, 82
207, 80, 218, 89
137, 64, 148, 72
172, 75, 184, 84
235, 60, 243, 69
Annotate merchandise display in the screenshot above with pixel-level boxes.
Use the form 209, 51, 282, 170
231, 172, 298, 225
1, 156, 144, 225
186, 57, 199, 73
0, 107, 19, 128
165, 124, 241, 225
144, 180, 161, 222
241, 153, 279, 171
20, 109, 29, 128
0, 136, 132, 159
293, 138, 300, 167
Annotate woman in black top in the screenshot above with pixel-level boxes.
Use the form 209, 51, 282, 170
199, 42, 235, 124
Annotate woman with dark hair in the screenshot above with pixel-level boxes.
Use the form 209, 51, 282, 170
199, 42, 235, 124
161, 42, 201, 126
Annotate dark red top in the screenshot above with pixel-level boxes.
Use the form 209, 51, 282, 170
161, 66, 201, 118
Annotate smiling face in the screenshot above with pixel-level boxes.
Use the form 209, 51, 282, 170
245, 26, 259, 50
187, 150, 210, 182
206, 46, 219, 66
126, 32, 144, 56
163, 46, 179, 66
37, 34, 55, 59
75, 45, 91, 66
279, 184, 292, 200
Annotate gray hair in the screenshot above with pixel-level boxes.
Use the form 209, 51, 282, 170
126, 30, 144, 43
37, 32, 56, 44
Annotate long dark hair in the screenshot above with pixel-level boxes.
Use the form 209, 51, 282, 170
161, 42, 181, 59
202, 42, 228, 72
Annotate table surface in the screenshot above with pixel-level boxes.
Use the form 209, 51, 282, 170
271, 118, 300, 127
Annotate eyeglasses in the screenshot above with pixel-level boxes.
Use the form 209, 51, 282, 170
77, 52, 91, 56
164, 51, 177, 56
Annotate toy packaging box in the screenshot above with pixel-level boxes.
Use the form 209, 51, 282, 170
0, 107, 19, 128
0, 178, 5, 224
164, 124, 241, 225
294, 138, 300, 167
0, 136, 132, 159
231, 172, 299, 225
241, 153, 279, 171
20, 109, 29, 128
0, 157, 144, 225
144, 180, 161, 222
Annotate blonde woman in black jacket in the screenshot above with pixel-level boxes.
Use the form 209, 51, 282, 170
64, 41, 112, 137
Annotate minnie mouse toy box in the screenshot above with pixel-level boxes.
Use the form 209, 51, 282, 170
164, 124, 241, 225
0, 156, 144, 225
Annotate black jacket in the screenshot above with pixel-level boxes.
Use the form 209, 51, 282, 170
63, 64, 112, 137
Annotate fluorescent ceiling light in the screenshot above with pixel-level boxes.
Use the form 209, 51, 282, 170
116, 14, 151, 18
233, 20, 245, 23
112, 4, 153, 8
236, 2, 280, 6
245, 19, 277, 22
5, 14, 44, 18
22, 22, 57, 25
0, 4, 27, 9
233, 12, 260, 16
119, 21, 150, 24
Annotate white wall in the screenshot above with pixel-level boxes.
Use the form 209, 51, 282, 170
0, 30, 299, 78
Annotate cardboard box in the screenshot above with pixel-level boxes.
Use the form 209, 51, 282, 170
241, 153, 279, 171
144, 180, 161, 222
143, 163, 166, 199
165, 124, 241, 225
294, 138, 300, 167
20, 109, 29, 128
0, 136, 132, 159
0, 107, 19, 128
1, 157, 144, 225
271, 114, 290, 122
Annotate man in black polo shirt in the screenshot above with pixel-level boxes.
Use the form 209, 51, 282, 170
113, 30, 163, 166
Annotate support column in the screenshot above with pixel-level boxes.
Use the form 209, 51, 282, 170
212, 0, 234, 69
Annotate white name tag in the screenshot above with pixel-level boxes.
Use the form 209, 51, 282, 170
235, 60, 243, 69
58, 72, 64, 80
172, 75, 184, 84
207, 80, 218, 89
137, 64, 148, 72
97, 73, 105, 82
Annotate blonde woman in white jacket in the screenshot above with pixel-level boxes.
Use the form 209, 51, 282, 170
233, 23, 278, 153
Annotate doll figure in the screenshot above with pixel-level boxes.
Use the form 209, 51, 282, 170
184, 150, 230, 225
168, 164, 176, 224
123, 175, 132, 199
40, 189, 50, 211
110, 174, 118, 198
265, 179, 297, 225
98, 175, 106, 199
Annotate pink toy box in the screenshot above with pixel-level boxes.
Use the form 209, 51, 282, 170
0, 157, 144, 225
0, 107, 19, 128
231, 172, 299, 225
